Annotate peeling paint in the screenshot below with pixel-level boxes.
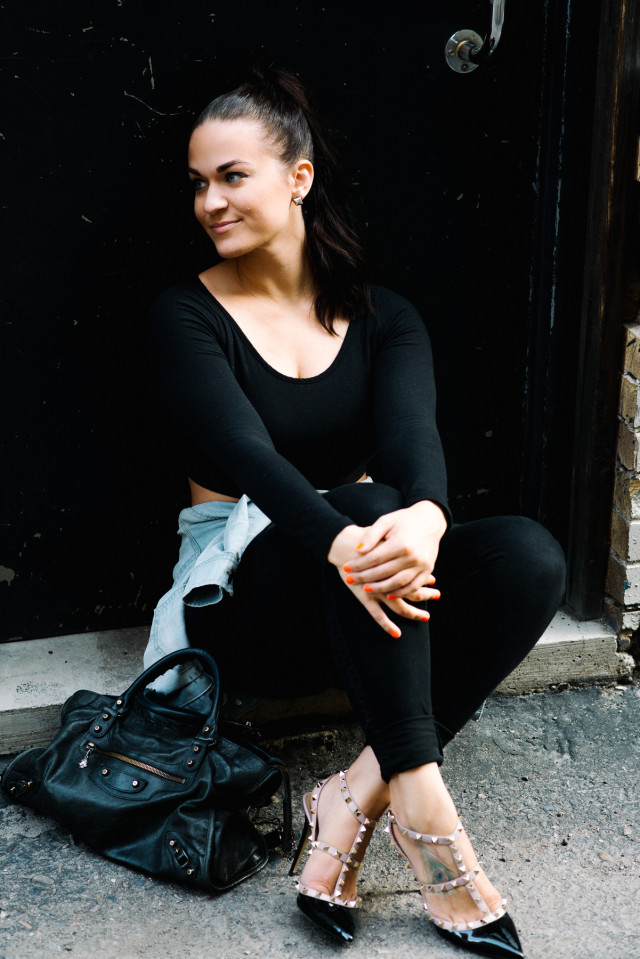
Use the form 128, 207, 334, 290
123, 91, 181, 116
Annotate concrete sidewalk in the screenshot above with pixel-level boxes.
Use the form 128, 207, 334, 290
1, 682, 639, 959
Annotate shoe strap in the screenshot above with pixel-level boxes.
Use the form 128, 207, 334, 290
387, 810, 464, 845
424, 897, 508, 932
387, 810, 507, 930
420, 865, 482, 894
302, 770, 379, 904
309, 838, 353, 865
338, 769, 378, 828
295, 882, 360, 908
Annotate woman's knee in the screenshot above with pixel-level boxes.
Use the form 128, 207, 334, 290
323, 482, 404, 526
492, 515, 566, 599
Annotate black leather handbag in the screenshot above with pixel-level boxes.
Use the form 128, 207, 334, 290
1, 648, 291, 891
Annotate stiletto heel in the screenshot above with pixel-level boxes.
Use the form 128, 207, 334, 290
290, 769, 380, 943
386, 811, 524, 958
289, 818, 311, 876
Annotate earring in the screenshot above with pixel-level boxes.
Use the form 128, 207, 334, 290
292, 196, 304, 206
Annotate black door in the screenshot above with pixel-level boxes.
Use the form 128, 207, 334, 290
0, 1, 618, 640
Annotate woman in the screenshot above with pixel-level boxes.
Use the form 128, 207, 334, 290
145, 67, 565, 957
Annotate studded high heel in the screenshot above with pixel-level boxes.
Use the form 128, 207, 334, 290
288, 769, 380, 943
386, 811, 524, 958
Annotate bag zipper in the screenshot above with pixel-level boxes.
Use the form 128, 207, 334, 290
78, 742, 186, 783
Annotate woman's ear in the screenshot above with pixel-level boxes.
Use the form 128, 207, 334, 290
291, 159, 314, 202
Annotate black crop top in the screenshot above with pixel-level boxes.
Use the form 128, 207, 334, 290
150, 279, 451, 561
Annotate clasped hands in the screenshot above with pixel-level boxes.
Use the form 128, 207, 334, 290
327, 500, 447, 638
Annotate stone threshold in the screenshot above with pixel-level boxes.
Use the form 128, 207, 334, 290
0, 610, 634, 754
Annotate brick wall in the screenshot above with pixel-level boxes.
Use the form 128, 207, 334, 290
605, 321, 640, 652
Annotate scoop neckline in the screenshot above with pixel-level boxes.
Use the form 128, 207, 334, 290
193, 276, 354, 384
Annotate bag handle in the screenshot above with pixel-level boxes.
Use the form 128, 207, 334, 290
116, 649, 221, 741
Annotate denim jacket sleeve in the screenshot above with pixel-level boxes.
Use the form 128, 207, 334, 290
143, 495, 271, 692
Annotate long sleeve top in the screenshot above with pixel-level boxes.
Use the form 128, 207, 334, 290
150, 278, 451, 562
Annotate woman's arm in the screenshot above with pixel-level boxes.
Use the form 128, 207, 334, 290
327, 291, 451, 636
150, 285, 353, 561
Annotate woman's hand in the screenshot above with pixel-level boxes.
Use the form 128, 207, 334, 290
327, 501, 447, 638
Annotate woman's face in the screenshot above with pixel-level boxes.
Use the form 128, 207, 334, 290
187, 118, 311, 259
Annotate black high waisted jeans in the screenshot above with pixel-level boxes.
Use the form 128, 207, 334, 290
185, 483, 566, 782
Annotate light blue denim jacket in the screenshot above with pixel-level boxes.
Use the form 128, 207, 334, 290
143, 496, 272, 692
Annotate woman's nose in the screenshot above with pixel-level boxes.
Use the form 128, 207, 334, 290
202, 185, 227, 214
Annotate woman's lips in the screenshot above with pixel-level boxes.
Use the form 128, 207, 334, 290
210, 220, 239, 234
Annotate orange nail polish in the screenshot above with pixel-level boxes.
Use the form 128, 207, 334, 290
364, 585, 373, 593
343, 565, 352, 573
391, 629, 401, 639
433, 591, 441, 599
388, 594, 397, 601
345, 576, 354, 584
421, 615, 430, 622
428, 575, 436, 585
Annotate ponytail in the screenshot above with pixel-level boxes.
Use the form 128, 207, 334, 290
192, 66, 371, 332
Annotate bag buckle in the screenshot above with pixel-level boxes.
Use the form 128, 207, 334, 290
168, 837, 196, 876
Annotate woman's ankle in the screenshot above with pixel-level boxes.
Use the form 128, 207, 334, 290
389, 762, 458, 833
343, 747, 391, 819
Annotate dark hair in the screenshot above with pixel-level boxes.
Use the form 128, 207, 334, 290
192, 66, 371, 333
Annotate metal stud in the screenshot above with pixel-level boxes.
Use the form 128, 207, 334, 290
116, 699, 123, 706
203, 726, 211, 733
132, 780, 140, 788
187, 869, 194, 876
93, 725, 102, 733
193, 745, 200, 753
169, 840, 176, 847
102, 713, 109, 720
187, 759, 194, 767
101, 768, 109, 776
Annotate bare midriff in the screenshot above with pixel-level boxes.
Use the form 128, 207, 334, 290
188, 474, 368, 507
189, 477, 240, 505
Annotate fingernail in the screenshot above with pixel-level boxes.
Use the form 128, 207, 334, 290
343, 565, 352, 573
433, 591, 441, 599
356, 543, 364, 550
421, 615, 430, 622
364, 585, 373, 593
388, 594, 397, 601
428, 576, 436, 585
391, 629, 401, 639
345, 576, 355, 584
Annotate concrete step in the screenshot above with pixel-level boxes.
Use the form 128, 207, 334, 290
0, 611, 634, 753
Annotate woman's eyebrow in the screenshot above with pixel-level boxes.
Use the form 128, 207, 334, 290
187, 160, 248, 176
216, 159, 246, 172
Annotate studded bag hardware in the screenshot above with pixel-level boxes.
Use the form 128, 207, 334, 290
1, 648, 292, 892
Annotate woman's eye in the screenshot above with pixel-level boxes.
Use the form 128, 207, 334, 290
190, 178, 206, 191
224, 171, 246, 183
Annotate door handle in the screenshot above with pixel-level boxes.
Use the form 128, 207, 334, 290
445, 0, 506, 73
